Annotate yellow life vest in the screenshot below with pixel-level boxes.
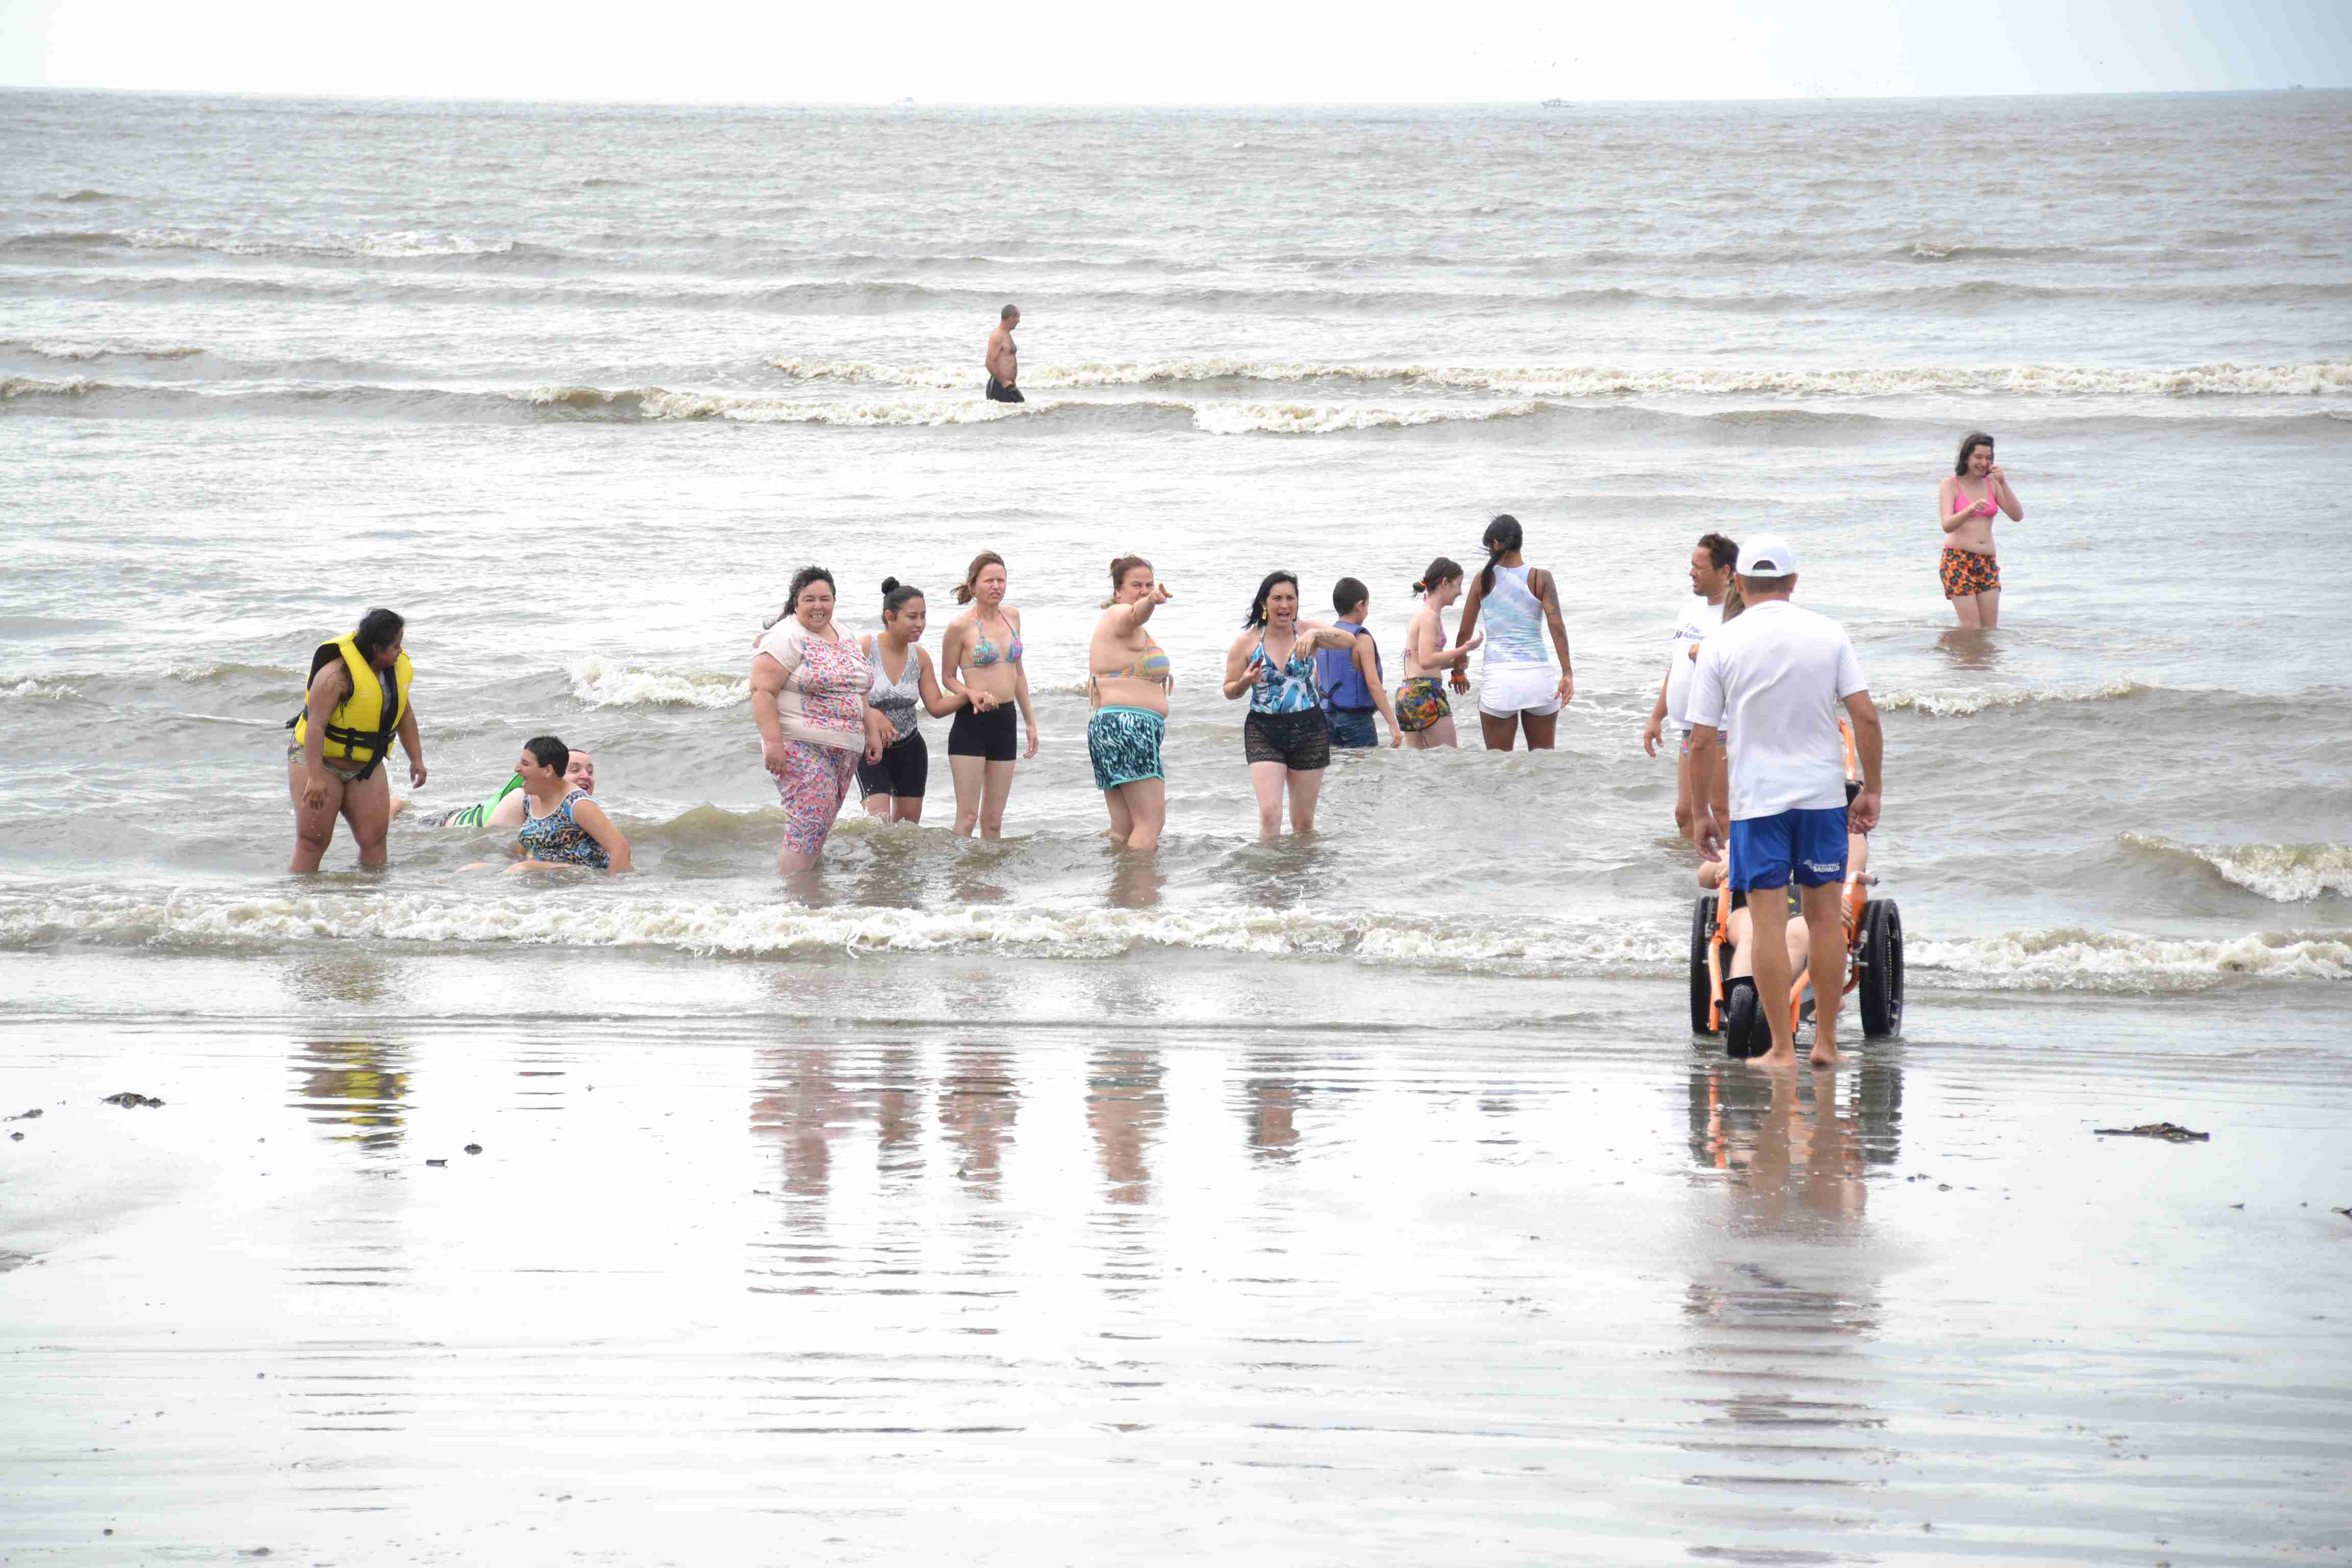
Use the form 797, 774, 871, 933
289, 633, 411, 777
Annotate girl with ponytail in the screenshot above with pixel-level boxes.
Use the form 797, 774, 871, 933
1394, 557, 1481, 749
1450, 514, 1576, 751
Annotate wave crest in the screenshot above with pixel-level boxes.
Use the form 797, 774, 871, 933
1912, 926, 2350, 989
567, 656, 748, 710
766, 356, 2352, 400
1879, 678, 2144, 717
2121, 835, 2352, 902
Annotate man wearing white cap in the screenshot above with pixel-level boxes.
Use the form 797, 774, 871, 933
1685, 534, 1883, 1067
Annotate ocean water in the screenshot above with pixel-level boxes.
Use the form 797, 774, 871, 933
2, 87, 2349, 1003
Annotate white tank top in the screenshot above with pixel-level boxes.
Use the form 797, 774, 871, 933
1481, 565, 1552, 666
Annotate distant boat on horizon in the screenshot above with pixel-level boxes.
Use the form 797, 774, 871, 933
1540, 97, 1572, 108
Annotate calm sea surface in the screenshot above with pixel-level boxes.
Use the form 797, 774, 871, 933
2, 87, 2348, 1004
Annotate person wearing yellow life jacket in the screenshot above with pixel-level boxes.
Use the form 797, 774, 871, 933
286, 607, 426, 872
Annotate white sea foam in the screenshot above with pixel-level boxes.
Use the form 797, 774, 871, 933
1910, 926, 2351, 989
1878, 677, 2144, 717
111, 226, 519, 259
1187, 400, 1545, 435
0, 340, 205, 363
764, 356, 2352, 400
2121, 835, 2352, 902
567, 656, 748, 711
4, 884, 2342, 993
514, 385, 1035, 426
0, 678, 80, 701
0, 888, 1681, 972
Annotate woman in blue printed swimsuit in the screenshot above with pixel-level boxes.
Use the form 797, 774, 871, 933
509, 734, 631, 872
1222, 570, 1361, 837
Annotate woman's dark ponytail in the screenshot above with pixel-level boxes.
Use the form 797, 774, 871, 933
1478, 516, 1522, 595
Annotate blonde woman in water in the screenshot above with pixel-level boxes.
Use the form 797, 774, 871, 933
1394, 555, 1480, 749
937, 550, 1038, 839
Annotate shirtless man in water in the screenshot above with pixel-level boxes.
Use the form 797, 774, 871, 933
985, 303, 1022, 403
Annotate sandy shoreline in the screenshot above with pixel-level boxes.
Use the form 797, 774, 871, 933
2, 953, 2348, 1562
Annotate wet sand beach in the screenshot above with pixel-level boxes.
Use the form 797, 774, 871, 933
3, 952, 2347, 1563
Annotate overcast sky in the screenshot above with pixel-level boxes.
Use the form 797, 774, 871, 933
2, 0, 2346, 102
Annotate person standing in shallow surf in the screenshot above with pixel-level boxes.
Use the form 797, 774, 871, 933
937, 552, 1038, 838
286, 607, 426, 872
1643, 531, 1738, 843
1395, 557, 1479, 749
857, 579, 965, 826
1087, 555, 1175, 852
1222, 571, 1361, 836
1315, 577, 1403, 750
1452, 513, 1575, 751
1686, 534, 1884, 1070
984, 303, 1022, 403
749, 567, 892, 874
1939, 431, 2021, 629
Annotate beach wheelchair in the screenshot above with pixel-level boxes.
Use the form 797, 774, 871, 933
1686, 720, 1902, 1055
1688, 861, 1903, 1056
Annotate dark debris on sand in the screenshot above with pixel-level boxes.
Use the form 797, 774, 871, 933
2093, 1122, 2209, 1143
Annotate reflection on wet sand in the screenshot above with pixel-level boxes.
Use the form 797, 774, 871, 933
289, 1038, 410, 1152
752, 1047, 841, 1212
1087, 1048, 1164, 1206
1242, 1051, 1302, 1162
940, 1044, 1017, 1194
1680, 1061, 1895, 1531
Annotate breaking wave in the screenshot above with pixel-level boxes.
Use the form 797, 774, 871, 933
0, 887, 1681, 974
567, 656, 748, 710
767, 357, 2352, 400
1, 226, 527, 260
1879, 678, 2146, 718
0, 338, 206, 363
0, 882, 2339, 992
2121, 835, 2352, 903
1910, 926, 2351, 990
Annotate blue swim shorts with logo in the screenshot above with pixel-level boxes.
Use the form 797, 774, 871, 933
1727, 806, 1849, 893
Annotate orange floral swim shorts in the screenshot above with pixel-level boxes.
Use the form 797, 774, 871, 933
1940, 547, 2000, 598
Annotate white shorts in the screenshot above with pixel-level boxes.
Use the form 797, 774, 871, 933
1478, 662, 1562, 718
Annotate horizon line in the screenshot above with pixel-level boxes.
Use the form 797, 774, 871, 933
4, 81, 2346, 111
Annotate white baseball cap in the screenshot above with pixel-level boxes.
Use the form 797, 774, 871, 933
1736, 534, 1800, 576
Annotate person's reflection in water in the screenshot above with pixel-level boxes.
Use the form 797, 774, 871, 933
290, 1038, 411, 1152
852, 826, 928, 912
1088, 1048, 1164, 1205
1107, 850, 1165, 911
940, 1044, 1018, 1194
1680, 1061, 1897, 1511
751, 1049, 843, 1228
874, 1042, 925, 1188
1935, 625, 2003, 673
1243, 1050, 1303, 1163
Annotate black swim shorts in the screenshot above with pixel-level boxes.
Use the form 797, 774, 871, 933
948, 703, 1019, 762
985, 377, 1024, 404
1243, 708, 1331, 772
857, 729, 929, 801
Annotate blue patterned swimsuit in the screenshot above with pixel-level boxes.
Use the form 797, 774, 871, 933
517, 788, 607, 869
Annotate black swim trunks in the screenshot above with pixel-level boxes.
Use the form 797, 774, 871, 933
856, 730, 929, 801
985, 377, 1024, 404
948, 703, 1019, 762
1243, 709, 1331, 772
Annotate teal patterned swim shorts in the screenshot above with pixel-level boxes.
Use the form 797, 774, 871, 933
1088, 706, 1165, 792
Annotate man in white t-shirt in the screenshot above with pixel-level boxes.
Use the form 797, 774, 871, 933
1686, 534, 1884, 1068
1641, 531, 1737, 842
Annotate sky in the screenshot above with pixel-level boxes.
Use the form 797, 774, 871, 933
1, 0, 2346, 103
